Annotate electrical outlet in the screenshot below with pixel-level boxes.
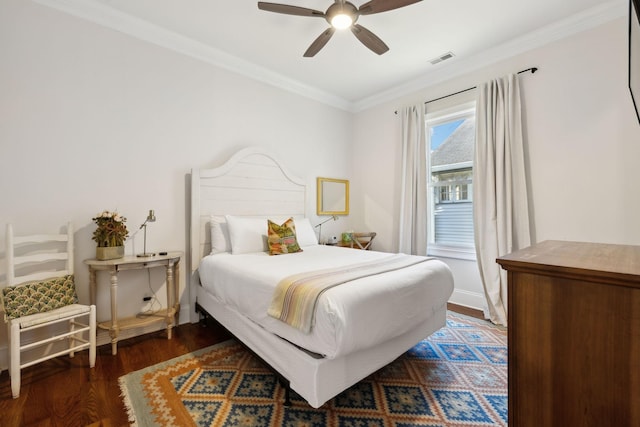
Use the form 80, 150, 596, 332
141, 294, 155, 315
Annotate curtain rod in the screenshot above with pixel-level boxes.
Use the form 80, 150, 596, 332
394, 67, 538, 115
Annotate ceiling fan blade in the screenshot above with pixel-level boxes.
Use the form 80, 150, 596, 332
358, 0, 422, 15
304, 27, 336, 57
258, 2, 325, 17
350, 24, 389, 55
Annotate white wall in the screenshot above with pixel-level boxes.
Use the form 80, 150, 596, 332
0, 0, 353, 350
2, 0, 639, 350
352, 17, 640, 311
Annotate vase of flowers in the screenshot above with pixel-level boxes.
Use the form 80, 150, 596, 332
92, 210, 129, 260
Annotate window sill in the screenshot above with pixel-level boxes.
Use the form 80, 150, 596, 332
428, 246, 477, 261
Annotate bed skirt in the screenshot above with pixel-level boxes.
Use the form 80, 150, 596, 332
195, 285, 447, 408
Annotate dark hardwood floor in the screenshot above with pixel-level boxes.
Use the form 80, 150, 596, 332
0, 305, 483, 427
0, 319, 231, 427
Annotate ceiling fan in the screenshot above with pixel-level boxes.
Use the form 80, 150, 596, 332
257, 0, 423, 57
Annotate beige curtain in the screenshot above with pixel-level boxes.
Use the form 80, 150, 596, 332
474, 74, 531, 326
398, 103, 428, 255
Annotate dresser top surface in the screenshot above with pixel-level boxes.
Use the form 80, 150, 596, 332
497, 240, 640, 280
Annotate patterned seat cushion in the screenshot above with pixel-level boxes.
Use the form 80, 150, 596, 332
1, 275, 78, 320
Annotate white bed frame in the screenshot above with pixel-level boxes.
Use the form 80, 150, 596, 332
189, 147, 446, 408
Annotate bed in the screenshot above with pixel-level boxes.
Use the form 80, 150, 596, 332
189, 147, 454, 408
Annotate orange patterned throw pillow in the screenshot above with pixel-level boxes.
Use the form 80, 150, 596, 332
267, 218, 302, 255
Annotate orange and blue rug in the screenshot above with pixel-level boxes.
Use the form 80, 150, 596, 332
119, 312, 507, 426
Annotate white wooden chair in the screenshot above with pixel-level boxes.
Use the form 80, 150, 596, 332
1, 223, 96, 399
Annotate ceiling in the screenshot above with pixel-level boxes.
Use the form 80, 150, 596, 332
39, 0, 624, 110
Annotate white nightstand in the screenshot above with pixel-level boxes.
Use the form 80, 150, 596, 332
84, 252, 182, 355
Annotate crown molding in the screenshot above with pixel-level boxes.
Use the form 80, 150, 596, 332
352, 0, 626, 112
34, 0, 625, 114
33, 0, 353, 111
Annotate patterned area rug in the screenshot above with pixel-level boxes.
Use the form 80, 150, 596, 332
119, 312, 507, 426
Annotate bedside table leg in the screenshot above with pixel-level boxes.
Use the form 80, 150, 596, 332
89, 268, 96, 305
109, 270, 119, 355
174, 261, 181, 324
166, 263, 174, 340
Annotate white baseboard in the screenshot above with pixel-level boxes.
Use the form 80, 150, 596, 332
448, 288, 486, 312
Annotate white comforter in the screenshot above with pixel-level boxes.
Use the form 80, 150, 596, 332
198, 245, 454, 359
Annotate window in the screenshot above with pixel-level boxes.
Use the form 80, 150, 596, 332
426, 103, 476, 260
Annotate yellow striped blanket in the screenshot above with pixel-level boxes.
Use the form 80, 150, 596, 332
267, 254, 430, 333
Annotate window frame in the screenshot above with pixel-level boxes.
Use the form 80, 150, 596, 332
426, 103, 477, 261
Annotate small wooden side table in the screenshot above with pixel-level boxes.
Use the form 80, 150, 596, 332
84, 252, 182, 355
337, 232, 377, 250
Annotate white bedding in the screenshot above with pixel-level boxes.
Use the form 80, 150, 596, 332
198, 245, 454, 359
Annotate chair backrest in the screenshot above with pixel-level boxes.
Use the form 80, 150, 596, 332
5, 223, 74, 286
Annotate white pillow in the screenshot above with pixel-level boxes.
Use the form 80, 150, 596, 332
295, 218, 318, 247
225, 215, 270, 255
209, 215, 230, 254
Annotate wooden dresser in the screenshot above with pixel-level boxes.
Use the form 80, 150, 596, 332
497, 240, 640, 426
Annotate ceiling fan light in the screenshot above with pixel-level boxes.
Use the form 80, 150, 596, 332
331, 14, 353, 29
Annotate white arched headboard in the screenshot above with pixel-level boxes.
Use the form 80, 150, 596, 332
189, 147, 307, 321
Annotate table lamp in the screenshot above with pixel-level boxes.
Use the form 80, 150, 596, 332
314, 215, 338, 244
137, 209, 156, 257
